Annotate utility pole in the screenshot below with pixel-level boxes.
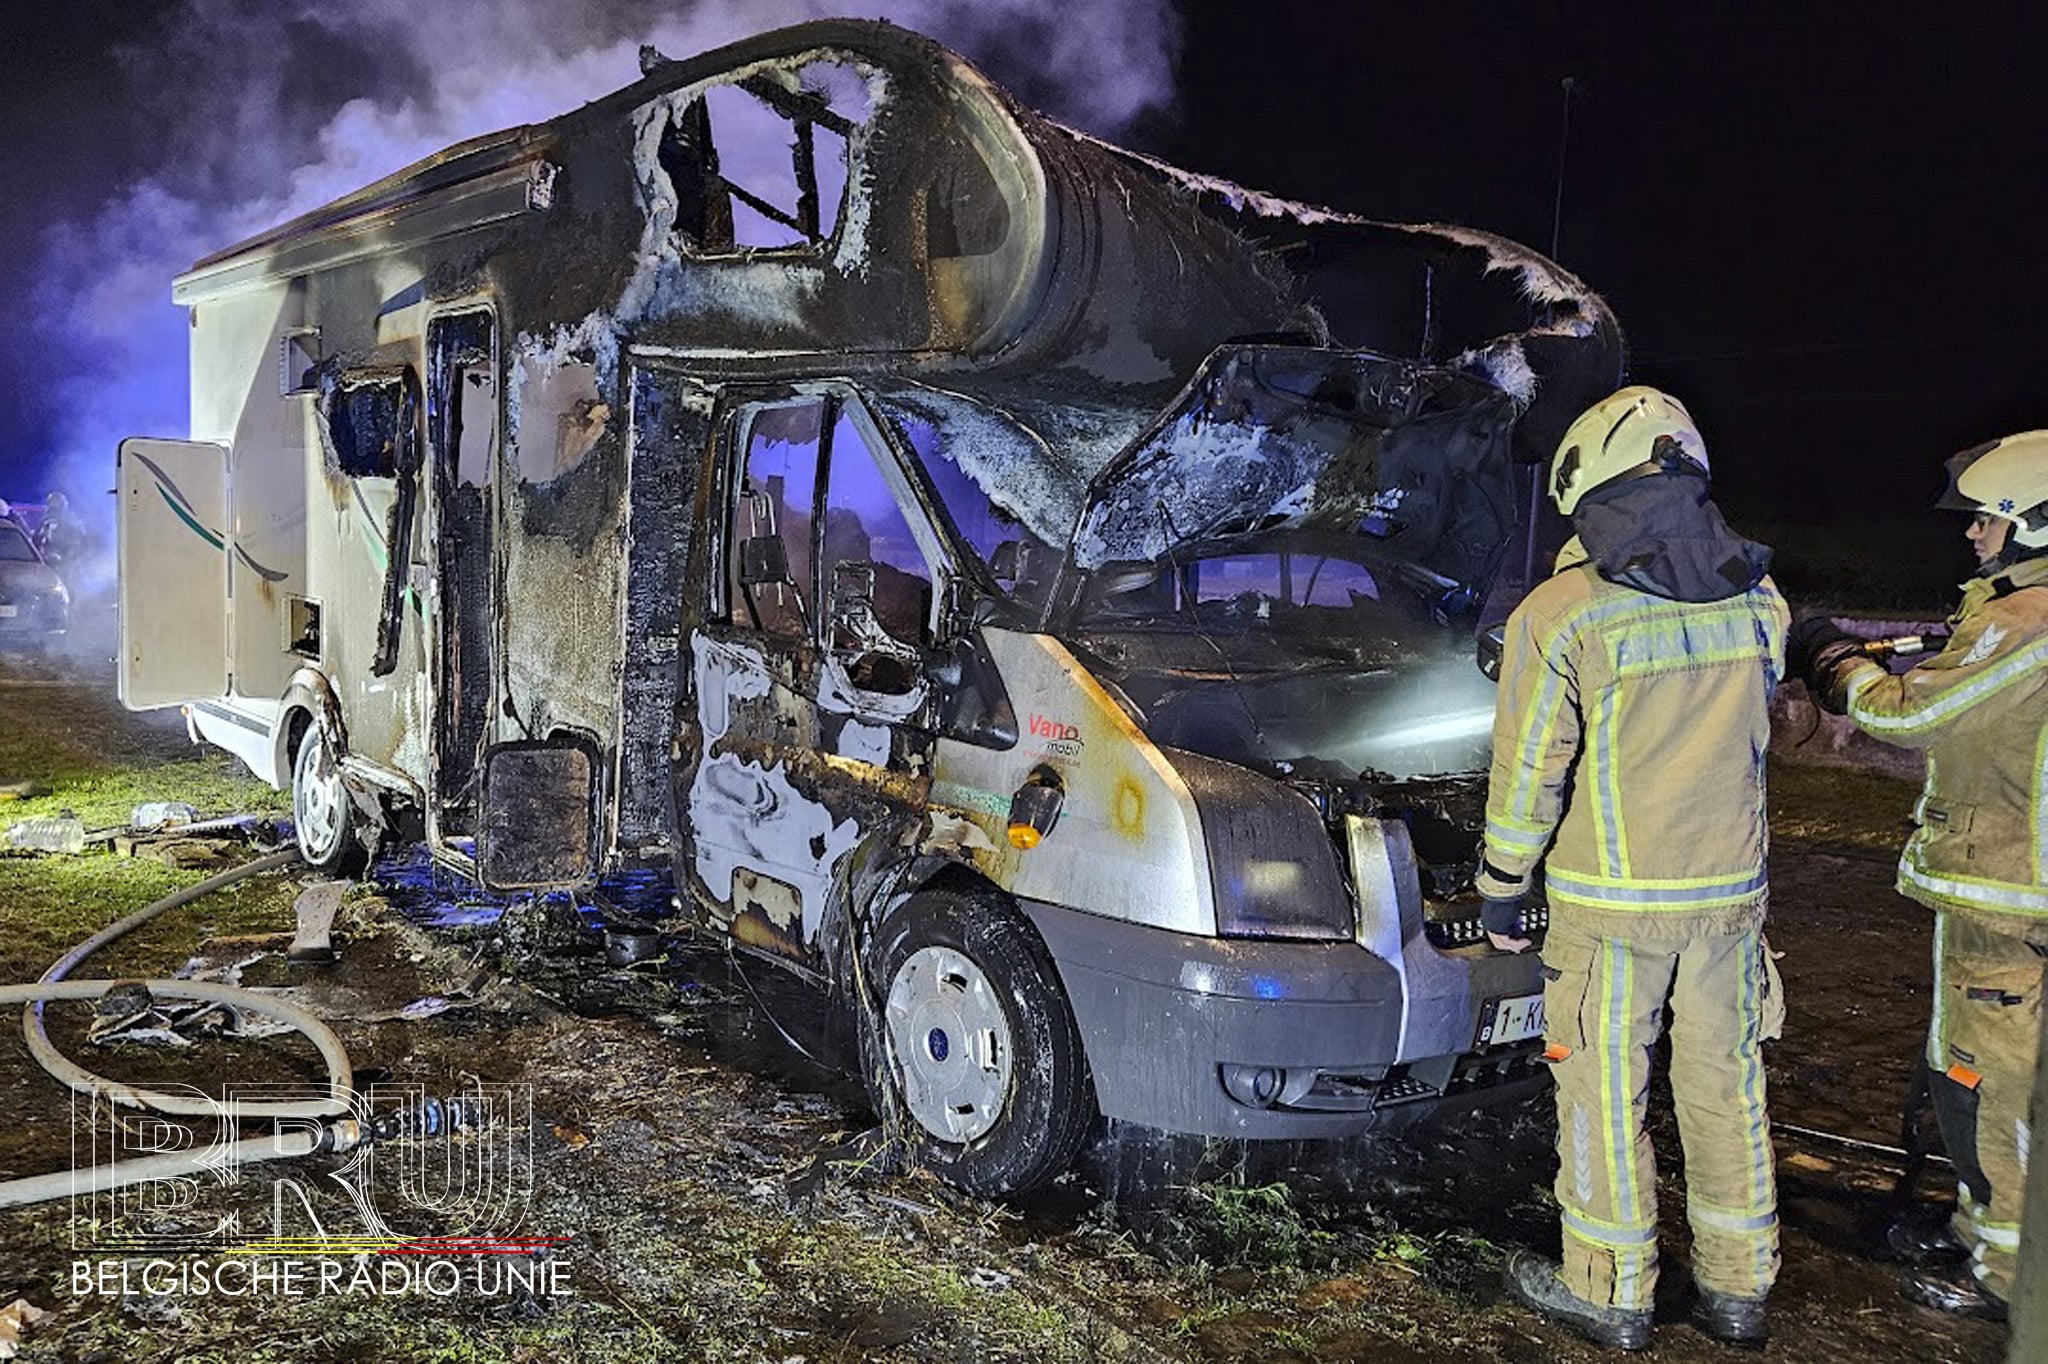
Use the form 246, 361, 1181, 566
1550, 77, 1579, 260
1523, 76, 1581, 595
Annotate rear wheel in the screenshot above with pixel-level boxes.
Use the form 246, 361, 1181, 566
863, 889, 1095, 1196
292, 724, 366, 876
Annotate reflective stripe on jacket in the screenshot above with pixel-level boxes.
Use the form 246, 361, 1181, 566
1482, 563, 1789, 938
1830, 555, 2048, 924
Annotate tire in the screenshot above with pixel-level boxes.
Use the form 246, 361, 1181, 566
861, 888, 1095, 1197
291, 724, 367, 877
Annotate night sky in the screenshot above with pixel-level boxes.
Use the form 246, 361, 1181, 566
2, 2, 2041, 605
1156, 4, 2048, 601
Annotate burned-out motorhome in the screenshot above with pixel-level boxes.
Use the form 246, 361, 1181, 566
118, 20, 1622, 1193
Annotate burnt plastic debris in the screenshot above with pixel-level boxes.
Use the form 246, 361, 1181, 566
605, 928, 664, 967
6, 813, 85, 854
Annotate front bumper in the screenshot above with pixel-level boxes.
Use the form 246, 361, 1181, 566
1025, 898, 1548, 1139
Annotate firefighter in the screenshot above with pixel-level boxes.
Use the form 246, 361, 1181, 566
1791, 431, 2048, 1322
33, 491, 84, 573
1480, 386, 1789, 1351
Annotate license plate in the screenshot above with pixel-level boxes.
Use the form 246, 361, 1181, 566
1477, 992, 1546, 1047
0, 605, 15, 618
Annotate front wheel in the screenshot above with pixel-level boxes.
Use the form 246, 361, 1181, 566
292, 724, 366, 876
863, 889, 1095, 1197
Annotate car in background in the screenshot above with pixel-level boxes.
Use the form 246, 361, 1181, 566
0, 517, 69, 646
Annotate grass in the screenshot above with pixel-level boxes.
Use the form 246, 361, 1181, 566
0, 657, 1947, 1362
1173, 1179, 1335, 1270
0, 664, 1104, 1364
3, 756, 288, 833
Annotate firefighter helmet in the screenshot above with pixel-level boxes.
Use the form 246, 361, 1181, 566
1550, 386, 1709, 515
1938, 432, 2048, 551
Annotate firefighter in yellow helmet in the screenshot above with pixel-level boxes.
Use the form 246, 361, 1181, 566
1792, 431, 2048, 1322
1482, 386, 1789, 1351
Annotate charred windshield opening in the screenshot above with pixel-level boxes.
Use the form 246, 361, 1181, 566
1077, 532, 1472, 644
1072, 532, 1499, 782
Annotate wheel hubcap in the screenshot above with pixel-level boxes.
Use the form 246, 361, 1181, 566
884, 945, 1013, 1144
294, 735, 347, 862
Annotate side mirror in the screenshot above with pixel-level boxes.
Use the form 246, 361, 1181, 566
1477, 623, 1507, 682
738, 535, 790, 587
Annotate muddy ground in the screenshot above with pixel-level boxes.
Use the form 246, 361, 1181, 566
0, 645, 2011, 1362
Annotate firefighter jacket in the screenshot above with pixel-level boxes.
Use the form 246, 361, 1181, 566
1822, 554, 2048, 926
1479, 475, 1789, 939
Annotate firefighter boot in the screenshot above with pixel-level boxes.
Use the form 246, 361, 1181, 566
1692, 1285, 1767, 1349
1884, 1215, 1970, 1267
1504, 1250, 1654, 1352
1900, 1264, 2009, 1322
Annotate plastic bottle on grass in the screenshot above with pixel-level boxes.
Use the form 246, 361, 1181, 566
6, 814, 86, 854
131, 802, 199, 831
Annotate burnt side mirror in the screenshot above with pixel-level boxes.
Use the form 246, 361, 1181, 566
1477, 623, 1507, 682
738, 535, 790, 587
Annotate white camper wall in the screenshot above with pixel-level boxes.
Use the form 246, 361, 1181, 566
189, 283, 311, 702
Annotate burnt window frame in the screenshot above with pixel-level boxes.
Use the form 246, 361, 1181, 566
314, 361, 423, 676
723, 396, 827, 642
863, 395, 1064, 621
318, 364, 417, 481
715, 386, 956, 651
653, 56, 875, 261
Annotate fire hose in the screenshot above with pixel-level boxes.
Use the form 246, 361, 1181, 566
0, 847, 363, 1210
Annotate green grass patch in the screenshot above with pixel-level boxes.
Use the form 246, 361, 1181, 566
1178, 1181, 1334, 1270
5, 754, 287, 833
0, 851, 302, 980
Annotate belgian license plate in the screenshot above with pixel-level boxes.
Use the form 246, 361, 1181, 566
1478, 992, 1546, 1047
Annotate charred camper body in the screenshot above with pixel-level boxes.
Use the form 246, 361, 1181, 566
118, 21, 1623, 1192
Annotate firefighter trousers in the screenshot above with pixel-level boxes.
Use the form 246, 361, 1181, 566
1539, 918, 1785, 1309
1926, 911, 2047, 1300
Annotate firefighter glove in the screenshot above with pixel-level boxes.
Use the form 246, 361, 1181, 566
1480, 891, 1526, 937
1475, 859, 1530, 935
1787, 616, 1861, 695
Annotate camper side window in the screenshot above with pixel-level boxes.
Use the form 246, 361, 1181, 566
823, 412, 932, 652
327, 378, 407, 478
728, 402, 822, 640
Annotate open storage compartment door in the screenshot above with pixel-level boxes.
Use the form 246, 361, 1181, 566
118, 438, 231, 710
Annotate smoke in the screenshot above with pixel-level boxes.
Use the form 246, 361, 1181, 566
26, 0, 1181, 602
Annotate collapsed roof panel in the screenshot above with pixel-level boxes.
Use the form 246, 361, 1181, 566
1072, 345, 1517, 586
173, 17, 1622, 582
